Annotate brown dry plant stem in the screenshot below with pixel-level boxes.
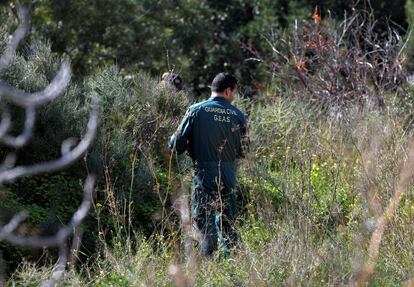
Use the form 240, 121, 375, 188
356, 140, 414, 286
171, 192, 198, 287
405, 277, 414, 287
127, 149, 139, 237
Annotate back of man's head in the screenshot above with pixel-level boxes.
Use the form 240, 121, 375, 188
211, 73, 238, 93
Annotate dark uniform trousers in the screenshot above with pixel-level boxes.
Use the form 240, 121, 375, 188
192, 161, 240, 256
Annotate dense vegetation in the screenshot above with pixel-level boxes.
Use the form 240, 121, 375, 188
2, 0, 414, 286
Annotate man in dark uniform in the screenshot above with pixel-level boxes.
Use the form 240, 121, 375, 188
168, 72, 247, 257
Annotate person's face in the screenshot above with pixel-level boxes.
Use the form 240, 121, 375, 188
223, 86, 237, 103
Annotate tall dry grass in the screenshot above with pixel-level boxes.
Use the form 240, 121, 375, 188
5, 6, 414, 287
7, 91, 414, 286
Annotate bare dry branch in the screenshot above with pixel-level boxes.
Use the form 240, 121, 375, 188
0, 211, 28, 240
0, 60, 72, 108
0, 98, 99, 184
0, 6, 99, 286
251, 7, 407, 111
68, 228, 83, 267
39, 177, 95, 287
0, 153, 16, 172
0, 106, 35, 148
41, 245, 68, 287
0, 6, 30, 72
1, 175, 95, 247
0, 107, 11, 138
0, 176, 95, 287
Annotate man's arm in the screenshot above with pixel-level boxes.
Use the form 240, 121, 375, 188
168, 109, 194, 155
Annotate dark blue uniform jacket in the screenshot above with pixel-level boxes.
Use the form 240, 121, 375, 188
168, 96, 247, 194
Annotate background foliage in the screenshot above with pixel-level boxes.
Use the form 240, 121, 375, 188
2, 0, 410, 96
2, 0, 414, 286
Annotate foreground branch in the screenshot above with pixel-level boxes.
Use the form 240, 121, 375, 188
0, 6, 99, 287
0, 98, 99, 184
0, 176, 95, 287
356, 141, 414, 285
0, 6, 30, 72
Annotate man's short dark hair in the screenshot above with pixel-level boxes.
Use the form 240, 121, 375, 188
211, 73, 238, 93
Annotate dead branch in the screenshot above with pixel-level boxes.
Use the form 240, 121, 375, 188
0, 211, 28, 241
0, 105, 34, 148
0, 6, 30, 72
0, 6, 99, 287
252, 6, 407, 112
0, 98, 99, 184
1, 175, 95, 247
0, 60, 71, 108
